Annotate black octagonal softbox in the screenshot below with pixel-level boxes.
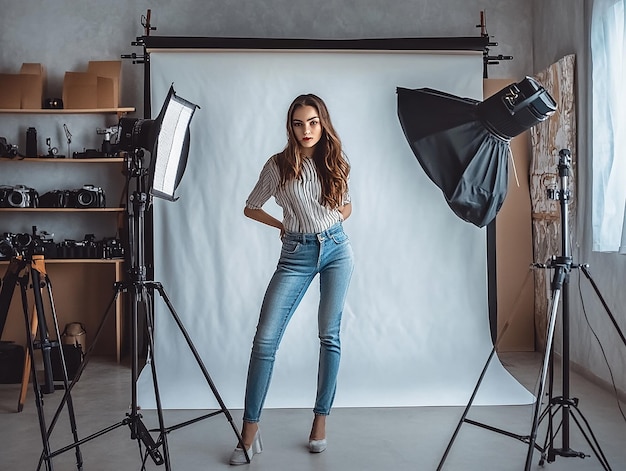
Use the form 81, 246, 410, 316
397, 77, 556, 227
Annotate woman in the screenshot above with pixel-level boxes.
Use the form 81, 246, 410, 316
230, 94, 354, 465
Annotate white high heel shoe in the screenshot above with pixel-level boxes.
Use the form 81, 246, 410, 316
229, 429, 263, 465
308, 438, 327, 453
309, 415, 327, 453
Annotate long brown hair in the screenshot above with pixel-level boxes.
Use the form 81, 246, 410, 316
275, 94, 350, 208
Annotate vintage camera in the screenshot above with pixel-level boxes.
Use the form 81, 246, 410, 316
66, 185, 106, 208
96, 126, 120, 157
0, 185, 39, 208
0, 233, 29, 259
100, 237, 125, 259
0, 231, 46, 259
0, 137, 19, 158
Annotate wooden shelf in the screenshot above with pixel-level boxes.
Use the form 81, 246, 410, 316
0, 157, 124, 163
0, 258, 123, 265
0, 207, 125, 212
0, 107, 135, 115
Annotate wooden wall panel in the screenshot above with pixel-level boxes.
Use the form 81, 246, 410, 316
530, 55, 577, 352
485, 79, 536, 352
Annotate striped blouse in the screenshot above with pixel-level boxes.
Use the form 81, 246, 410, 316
245, 155, 350, 234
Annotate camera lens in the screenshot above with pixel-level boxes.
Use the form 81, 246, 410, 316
8, 191, 24, 207
77, 190, 95, 207
0, 238, 13, 256
119, 118, 156, 151
13, 233, 33, 249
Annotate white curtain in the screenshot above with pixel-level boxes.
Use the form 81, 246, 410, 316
591, 0, 626, 252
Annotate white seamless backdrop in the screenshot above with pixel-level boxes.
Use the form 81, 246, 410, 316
137, 49, 534, 410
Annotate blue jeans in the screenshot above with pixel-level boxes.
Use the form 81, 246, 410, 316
243, 222, 354, 423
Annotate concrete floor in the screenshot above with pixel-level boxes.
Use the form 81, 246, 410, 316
1, 352, 625, 471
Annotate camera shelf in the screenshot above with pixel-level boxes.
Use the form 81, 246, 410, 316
0, 107, 135, 119
0, 208, 124, 212
1, 157, 124, 163
1, 107, 131, 363
0, 258, 122, 264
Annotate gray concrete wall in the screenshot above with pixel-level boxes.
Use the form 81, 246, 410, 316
1, 0, 532, 116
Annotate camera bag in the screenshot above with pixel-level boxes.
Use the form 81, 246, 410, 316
0, 341, 25, 384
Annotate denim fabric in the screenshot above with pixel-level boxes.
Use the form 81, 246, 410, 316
243, 222, 354, 423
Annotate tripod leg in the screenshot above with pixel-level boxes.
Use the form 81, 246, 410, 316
153, 283, 247, 454
436, 348, 498, 470
569, 407, 612, 470
540, 339, 557, 465
42, 274, 84, 470
44, 283, 122, 437
29, 267, 55, 395
142, 283, 171, 470
436, 269, 535, 470
580, 265, 626, 348
524, 269, 564, 471
18, 304, 38, 412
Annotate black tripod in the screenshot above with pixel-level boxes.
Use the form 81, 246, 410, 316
40, 150, 247, 469
437, 149, 623, 470
0, 249, 84, 470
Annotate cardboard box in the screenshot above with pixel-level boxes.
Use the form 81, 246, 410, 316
62, 72, 114, 109
63, 60, 121, 109
19, 63, 45, 109
87, 60, 121, 108
96, 75, 115, 108
0, 74, 22, 109
63, 72, 98, 109
0, 63, 45, 109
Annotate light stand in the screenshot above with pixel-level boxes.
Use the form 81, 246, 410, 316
38, 86, 248, 469
524, 149, 611, 470
112, 148, 247, 468
437, 149, 623, 470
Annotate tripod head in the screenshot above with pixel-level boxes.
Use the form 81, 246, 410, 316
0, 226, 53, 262
541, 148, 575, 275
546, 149, 572, 204
558, 148, 572, 171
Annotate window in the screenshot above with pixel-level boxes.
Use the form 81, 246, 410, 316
591, 0, 626, 253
